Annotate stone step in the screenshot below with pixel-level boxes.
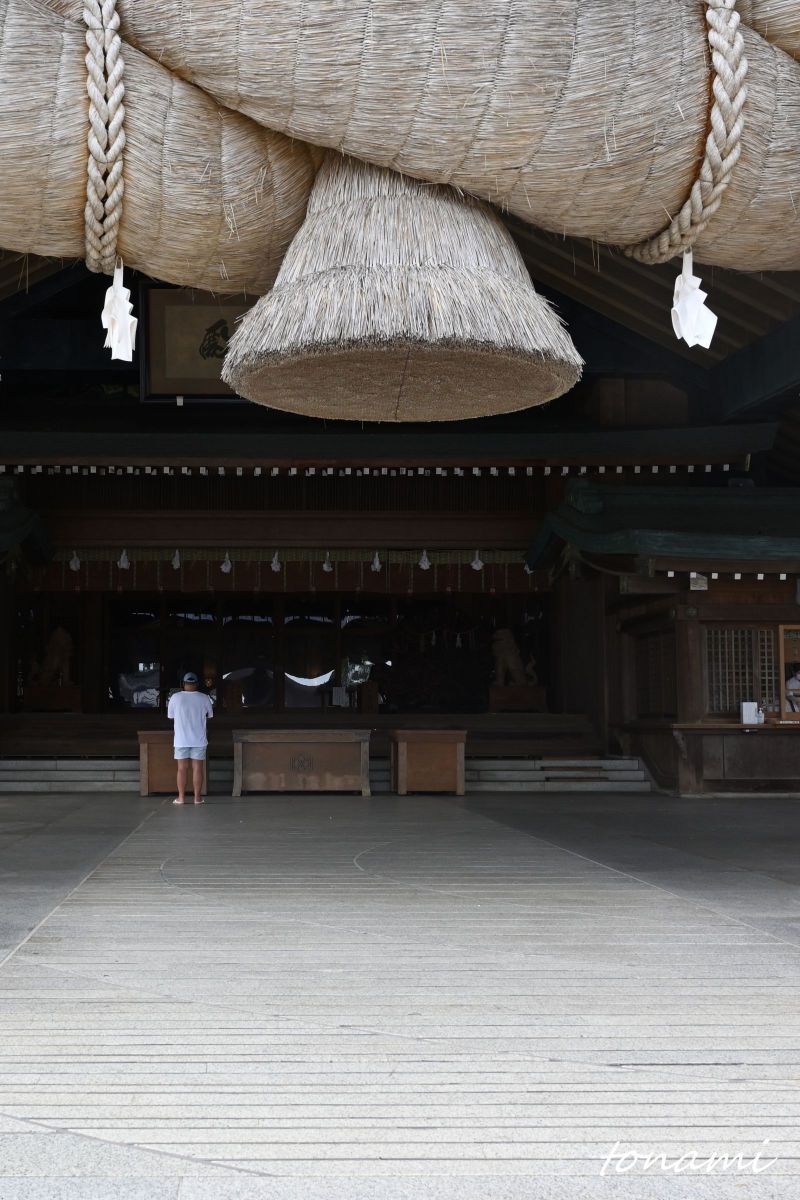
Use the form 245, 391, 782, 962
468, 769, 545, 781
0, 777, 651, 795
0, 754, 650, 795
0, 758, 139, 771
0, 755, 642, 770
469, 779, 651, 794
538, 758, 641, 770
538, 768, 646, 780
0, 769, 140, 782
0, 780, 140, 794
468, 780, 548, 792
544, 779, 651, 793
466, 758, 542, 769
465, 757, 641, 770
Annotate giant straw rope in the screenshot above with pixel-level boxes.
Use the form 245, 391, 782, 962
5, 0, 800, 286
83, 0, 126, 275
78, 0, 751, 274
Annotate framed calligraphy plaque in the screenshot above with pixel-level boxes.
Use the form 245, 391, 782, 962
141, 285, 250, 401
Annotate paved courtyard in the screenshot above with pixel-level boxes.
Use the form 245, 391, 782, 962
1, 789, 799, 1199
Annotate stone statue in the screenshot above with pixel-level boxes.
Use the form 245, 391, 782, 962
39, 626, 73, 686
492, 628, 528, 687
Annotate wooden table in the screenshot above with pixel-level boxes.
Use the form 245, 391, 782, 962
232, 729, 371, 796
137, 730, 208, 797
389, 729, 466, 795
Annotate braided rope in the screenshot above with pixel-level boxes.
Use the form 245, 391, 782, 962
83, 0, 126, 275
626, 0, 748, 264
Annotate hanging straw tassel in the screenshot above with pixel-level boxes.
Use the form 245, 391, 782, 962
222, 153, 583, 422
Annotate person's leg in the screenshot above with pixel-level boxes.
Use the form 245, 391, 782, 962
191, 757, 204, 804
175, 756, 188, 804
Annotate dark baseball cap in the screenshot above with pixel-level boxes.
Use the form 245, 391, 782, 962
182, 672, 199, 684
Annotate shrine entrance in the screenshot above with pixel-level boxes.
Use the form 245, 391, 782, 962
14, 589, 551, 721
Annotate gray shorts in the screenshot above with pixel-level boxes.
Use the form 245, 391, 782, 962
174, 746, 206, 761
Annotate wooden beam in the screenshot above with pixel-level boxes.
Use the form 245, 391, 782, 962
708, 313, 800, 419
0, 424, 777, 466
688, 603, 800, 622
526, 248, 746, 353
537, 290, 710, 388
0, 262, 89, 317
41, 509, 538, 550
0, 319, 137, 370
649, 557, 800, 573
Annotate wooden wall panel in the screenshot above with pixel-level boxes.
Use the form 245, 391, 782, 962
552, 573, 608, 742
41, 510, 537, 551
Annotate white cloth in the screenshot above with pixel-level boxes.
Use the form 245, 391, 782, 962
168, 690, 213, 748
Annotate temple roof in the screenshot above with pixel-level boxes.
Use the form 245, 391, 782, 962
526, 481, 800, 568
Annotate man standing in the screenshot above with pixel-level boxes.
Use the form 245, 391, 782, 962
168, 672, 214, 805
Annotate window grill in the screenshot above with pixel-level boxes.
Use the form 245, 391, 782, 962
705, 627, 779, 715
758, 629, 779, 712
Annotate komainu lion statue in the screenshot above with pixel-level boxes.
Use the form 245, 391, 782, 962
492, 628, 529, 688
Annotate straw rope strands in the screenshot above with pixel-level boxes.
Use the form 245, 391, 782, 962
5, 0, 800, 293
0, 0, 316, 294
83, 0, 127, 276
626, 0, 749, 266
222, 154, 583, 422
740, 1, 800, 60
57, 0, 800, 272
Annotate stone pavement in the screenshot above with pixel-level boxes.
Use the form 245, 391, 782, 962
1, 790, 799, 1199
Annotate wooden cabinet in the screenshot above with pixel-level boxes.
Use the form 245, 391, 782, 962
232, 729, 371, 796
138, 730, 207, 796
389, 729, 466, 795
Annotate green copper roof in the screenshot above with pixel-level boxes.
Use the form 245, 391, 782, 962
527, 481, 800, 568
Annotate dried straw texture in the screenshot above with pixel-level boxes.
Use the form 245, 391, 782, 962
741, 1, 800, 60
0, 0, 316, 293
222, 154, 583, 423
63, 0, 800, 270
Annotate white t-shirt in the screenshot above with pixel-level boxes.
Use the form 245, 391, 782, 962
168, 690, 214, 747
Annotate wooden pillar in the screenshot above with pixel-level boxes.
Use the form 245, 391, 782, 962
0, 573, 14, 712
675, 607, 705, 724
618, 631, 637, 726
596, 575, 611, 749
603, 583, 631, 742
675, 729, 705, 794
552, 571, 609, 744
275, 596, 286, 712
80, 593, 106, 712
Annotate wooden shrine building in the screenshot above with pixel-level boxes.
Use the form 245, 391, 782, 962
1, 238, 799, 794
